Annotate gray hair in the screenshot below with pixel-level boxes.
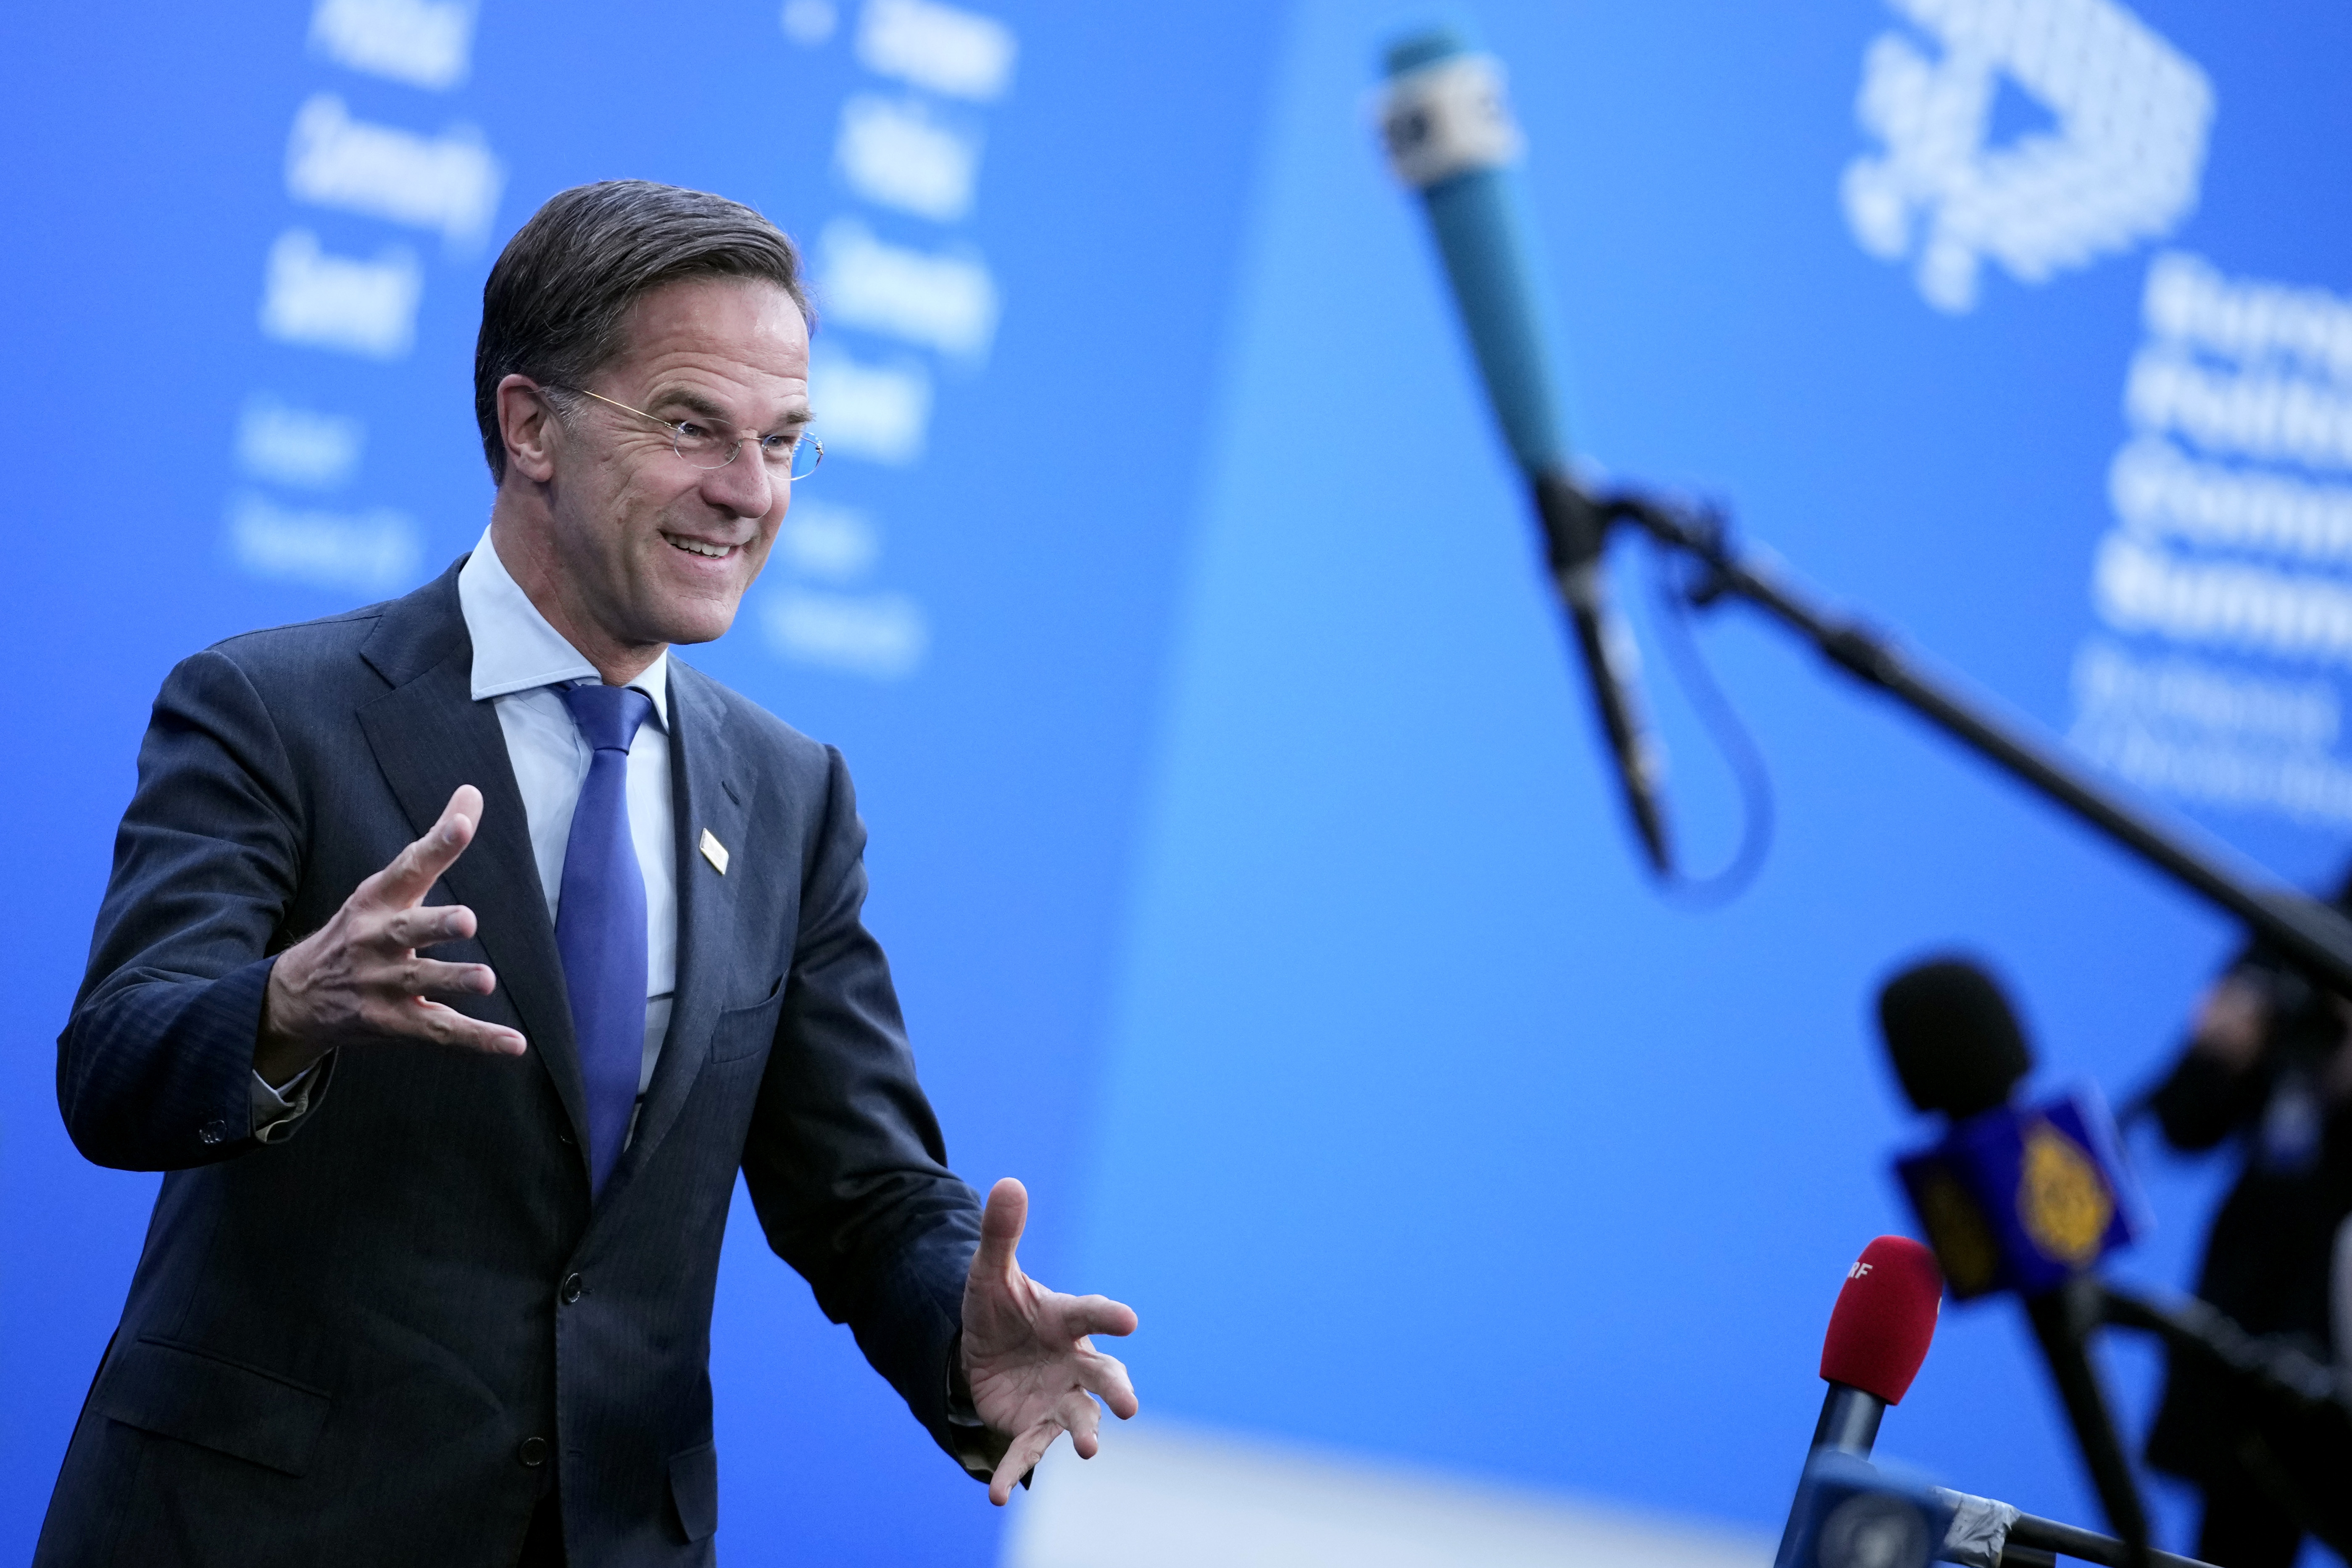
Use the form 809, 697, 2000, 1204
473, 180, 812, 481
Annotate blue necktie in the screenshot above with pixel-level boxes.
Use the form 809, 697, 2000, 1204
555, 681, 655, 1196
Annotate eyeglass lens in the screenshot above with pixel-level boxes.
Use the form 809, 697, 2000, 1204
671, 425, 823, 480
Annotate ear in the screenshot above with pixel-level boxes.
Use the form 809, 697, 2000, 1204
496, 374, 562, 484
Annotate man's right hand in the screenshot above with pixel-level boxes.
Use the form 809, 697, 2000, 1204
254, 784, 528, 1084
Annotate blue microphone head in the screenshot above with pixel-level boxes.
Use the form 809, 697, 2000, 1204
1379, 25, 1570, 475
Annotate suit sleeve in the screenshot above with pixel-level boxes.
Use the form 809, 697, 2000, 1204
737, 743, 985, 1465
57, 648, 321, 1170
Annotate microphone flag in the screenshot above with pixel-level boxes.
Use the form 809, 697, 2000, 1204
1780, 1453, 1955, 1568
1893, 1083, 2149, 1300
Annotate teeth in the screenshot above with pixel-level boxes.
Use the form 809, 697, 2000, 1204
666, 535, 731, 559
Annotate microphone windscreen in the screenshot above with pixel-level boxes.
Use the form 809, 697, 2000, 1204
1877, 958, 2033, 1119
1820, 1236, 1943, 1404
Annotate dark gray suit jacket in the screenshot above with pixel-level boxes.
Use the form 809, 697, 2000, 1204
39, 560, 984, 1567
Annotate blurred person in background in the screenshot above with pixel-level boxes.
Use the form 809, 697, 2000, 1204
2144, 873, 2352, 1568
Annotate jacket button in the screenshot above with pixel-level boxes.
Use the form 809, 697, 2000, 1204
560, 1273, 584, 1304
558, 1129, 576, 1147
197, 1119, 230, 1146
518, 1436, 549, 1468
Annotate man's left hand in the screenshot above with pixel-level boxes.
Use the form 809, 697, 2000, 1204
961, 1177, 1139, 1505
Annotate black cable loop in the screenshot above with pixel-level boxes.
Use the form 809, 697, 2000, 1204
1619, 500, 1775, 906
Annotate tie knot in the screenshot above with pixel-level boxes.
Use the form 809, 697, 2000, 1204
559, 682, 655, 754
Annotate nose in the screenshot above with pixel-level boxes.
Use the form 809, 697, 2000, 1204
699, 441, 779, 519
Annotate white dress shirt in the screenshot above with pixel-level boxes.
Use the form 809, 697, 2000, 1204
251, 529, 681, 1135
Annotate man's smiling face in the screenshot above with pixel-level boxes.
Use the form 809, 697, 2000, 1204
524, 273, 811, 659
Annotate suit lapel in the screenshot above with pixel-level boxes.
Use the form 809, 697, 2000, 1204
353, 564, 591, 1170
605, 661, 747, 1198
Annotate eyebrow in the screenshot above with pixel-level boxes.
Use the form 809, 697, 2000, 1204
645, 385, 812, 437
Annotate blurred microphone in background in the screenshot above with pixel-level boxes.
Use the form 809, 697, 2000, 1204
1878, 959, 2156, 1562
1377, 26, 1673, 873
2139, 863, 2352, 1568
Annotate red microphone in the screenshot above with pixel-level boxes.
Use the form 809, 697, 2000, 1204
1772, 1237, 1945, 1568
1812, 1235, 1944, 1455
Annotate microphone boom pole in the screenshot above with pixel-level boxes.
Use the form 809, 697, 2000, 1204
1601, 491, 2352, 997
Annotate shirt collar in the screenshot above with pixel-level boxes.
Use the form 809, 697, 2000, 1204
457, 527, 670, 727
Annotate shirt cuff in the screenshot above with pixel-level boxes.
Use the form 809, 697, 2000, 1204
250, 1056, 327, 1144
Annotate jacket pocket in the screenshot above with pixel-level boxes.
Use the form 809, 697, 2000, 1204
706, 975, 786, 1062
94, 1336, 331, 1476
669, 1440, 719, 1542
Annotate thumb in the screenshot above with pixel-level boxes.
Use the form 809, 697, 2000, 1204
975, 1176, 1028, 1275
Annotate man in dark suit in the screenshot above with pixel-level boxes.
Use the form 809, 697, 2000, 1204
40, 181, 1136, 1567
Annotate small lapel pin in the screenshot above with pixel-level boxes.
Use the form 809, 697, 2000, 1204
699, 829, 730, 875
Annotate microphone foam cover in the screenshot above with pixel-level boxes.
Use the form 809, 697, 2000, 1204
1878, 957, 2033, 1119
1820, 1236, 1943, 1404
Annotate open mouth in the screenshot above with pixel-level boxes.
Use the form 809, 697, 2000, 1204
663, 532, 737, 560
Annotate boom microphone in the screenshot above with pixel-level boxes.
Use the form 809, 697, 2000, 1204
1378, 26, 1672, 872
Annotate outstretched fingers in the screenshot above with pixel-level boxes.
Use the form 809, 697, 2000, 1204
367, 785, 485, 911
975, 1176, 1029, 1278
984, 1386, 1121, 1505
255, 783, 525, 1071
1058, 1292, 1139, 1340
393, 956, 496, 999
1074, 1346, 1139, 1421
380, 903, 479, 951
988, 1417, 1062, 1507
406, 999, 527, 1057
965, 1180, 1140, 1490
1058, 1388, 1104, 1459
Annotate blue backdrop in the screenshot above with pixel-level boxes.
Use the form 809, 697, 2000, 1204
5, 0, 2349, 1563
